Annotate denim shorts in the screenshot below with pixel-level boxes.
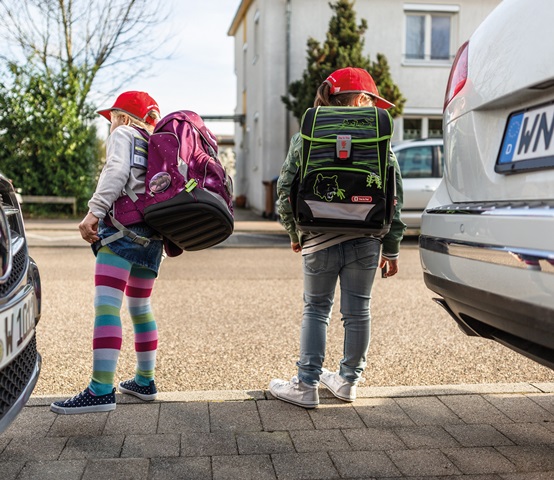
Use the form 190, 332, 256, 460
92, 220, 164, 275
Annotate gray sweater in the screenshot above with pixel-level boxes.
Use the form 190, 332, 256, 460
88, 125, 147, 220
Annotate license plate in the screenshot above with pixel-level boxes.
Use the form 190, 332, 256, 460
496, 101, 554, 173
0, 291, 35, 370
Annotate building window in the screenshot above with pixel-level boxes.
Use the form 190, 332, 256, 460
428, 118, 443, 138
404, 118, 422, 140
403, 117, 443, 140
404, 4, 458, 63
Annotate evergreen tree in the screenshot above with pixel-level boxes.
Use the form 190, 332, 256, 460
283, 0, 405, 122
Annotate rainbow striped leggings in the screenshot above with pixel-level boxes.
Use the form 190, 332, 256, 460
90, 247, 158, 396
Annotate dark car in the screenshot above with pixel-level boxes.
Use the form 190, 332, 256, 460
0, 173, 42, 433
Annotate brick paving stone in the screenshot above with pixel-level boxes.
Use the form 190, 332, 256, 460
394, 396, 464, 426
527, 393, 554, 415
17, 459, 87, 480
209, 401, 262, 432
181, 431, 238, 456
258, 399, 314, 431
308, 401, 366, 430
150, 457, 212, 480
393, 425, 461, 449
493, 423, 554, 445
0, 461, 25, 480
59, 435, 124, 459
387, 448, 462, 476
0, 436, 68, 461
0, 436, 11, 451
237, 431, 294, 454
354, 398, 417, 428
158, 402, 209, 433
103, 403, 160, 435
48, 412, 108, 437
443, 446, 518, 474
271, 452, 338, 479
1, 406, 56, 438
342, 427, 406, 451
438, 394, 513, 424
443, 424, 514, 447
485, 395, 554, 423
213, 454, 276, 480
329, 450, 401, 478
81, 458, 149, 480
495, 445, 554, 472
501, 473, 554, 480
290, 429, 351, 452
121, 433, 180, 458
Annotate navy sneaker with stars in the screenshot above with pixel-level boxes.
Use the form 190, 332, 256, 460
118, 379, 157, 401
50, 387, 116, 414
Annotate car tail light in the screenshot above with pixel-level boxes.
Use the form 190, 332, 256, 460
444, 41, 469, 109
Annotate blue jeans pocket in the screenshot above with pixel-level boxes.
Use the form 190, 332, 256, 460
303, 249, 329, 274
353, 238, 380, 268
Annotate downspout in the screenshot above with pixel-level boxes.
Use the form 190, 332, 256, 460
285, 0, 292, 149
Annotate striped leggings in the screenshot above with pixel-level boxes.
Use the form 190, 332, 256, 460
90, 247, 158, 396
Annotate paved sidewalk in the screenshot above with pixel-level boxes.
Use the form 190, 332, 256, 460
1, 383, 553, 479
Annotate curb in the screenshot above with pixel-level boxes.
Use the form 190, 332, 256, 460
26, 382, 554, 407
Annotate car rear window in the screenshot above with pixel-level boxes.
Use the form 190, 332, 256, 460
396, 145, 434, 178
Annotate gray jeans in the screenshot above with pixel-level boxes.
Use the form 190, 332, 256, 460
297, 237, 381, 386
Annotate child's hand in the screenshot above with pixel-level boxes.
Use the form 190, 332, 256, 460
79, 212, 100, 244
291, 242, 302, 253
379, 257, 398, 277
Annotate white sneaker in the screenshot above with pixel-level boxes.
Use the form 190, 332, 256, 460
320, 368, 357, 402
269, 376, 319, 408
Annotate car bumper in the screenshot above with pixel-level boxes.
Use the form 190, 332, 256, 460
420, 200, 554, 369
0, 347, 41, 433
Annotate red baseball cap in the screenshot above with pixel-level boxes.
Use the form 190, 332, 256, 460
324, 67, 395, 109
97, 91, 161, 126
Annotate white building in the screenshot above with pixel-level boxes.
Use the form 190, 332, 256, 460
228, 0, 501, 215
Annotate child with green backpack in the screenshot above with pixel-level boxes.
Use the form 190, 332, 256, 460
269, 67, 406, 408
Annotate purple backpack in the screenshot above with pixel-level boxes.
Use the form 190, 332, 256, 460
106, 110, 234, 256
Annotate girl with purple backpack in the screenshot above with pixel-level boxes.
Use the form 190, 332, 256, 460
51, 91, 164, 414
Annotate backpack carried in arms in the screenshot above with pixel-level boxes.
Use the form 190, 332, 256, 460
290, 106, 396, 237
104, 110, 234, 255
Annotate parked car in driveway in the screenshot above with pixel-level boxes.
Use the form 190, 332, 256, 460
0, 173, 42, 433
419, 0, 554, 369
392, 138, 443, 230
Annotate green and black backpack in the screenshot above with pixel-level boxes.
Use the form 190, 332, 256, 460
290, 106, 396, 236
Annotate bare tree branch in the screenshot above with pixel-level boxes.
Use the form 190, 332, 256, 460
0, 0, 171, 109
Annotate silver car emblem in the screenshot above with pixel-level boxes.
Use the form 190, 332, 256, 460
0, 208, 12, 283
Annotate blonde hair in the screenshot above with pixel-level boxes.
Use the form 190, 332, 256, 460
314, 82, 375, 108
110, 110, 161, 133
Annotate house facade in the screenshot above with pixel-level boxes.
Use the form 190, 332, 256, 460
228, 0, 501, 215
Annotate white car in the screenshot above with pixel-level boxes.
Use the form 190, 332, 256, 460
393, 138, 443, 230
419, 0, 554, 369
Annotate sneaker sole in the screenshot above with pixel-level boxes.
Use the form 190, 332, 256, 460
118, 384, 157, 401
269, 387, 319, 409
50, 403, 116, 415
319, 378, 355, 402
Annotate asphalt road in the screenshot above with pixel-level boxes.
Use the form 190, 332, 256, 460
30, 239, 554, 397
